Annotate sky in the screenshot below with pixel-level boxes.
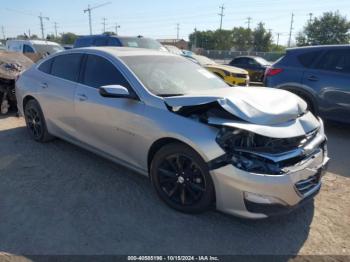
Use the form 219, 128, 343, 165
1, 0, 349, 46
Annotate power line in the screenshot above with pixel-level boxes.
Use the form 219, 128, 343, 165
102, 17, 107, 33
83, 2, 111, 35
288, 13, 294, 47
218, 4, 225, 30
115, 23, 121, 35
276, 32, 281, 47
176, 23, 180, 40
308, 12, 313, 23
1, 26, 5, 40
38, 13, 50, 39
53, 22, 58, 38
246, 17, 252, 29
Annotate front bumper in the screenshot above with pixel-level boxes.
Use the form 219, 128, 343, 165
210, 131, 329, 219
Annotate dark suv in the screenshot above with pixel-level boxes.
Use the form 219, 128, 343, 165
73, 34, 166, 51
264, 45, 350, 124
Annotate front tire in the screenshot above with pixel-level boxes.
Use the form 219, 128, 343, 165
150, 143, 215, 214
24, 99, 54, 142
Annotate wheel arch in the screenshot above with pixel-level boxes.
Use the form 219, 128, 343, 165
22, 95, 37, 112
147, 137, 205, 173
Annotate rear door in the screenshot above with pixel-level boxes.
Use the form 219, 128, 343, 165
302, 48, 350, 121
74, 54, 146, 167
37, 53, 84, 137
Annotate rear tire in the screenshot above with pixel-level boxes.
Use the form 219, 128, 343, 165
150, 143, 215, 214
24, 99, 54, 142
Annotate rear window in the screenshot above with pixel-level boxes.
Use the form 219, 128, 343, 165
74, 38, 93, 48
298, 51, 322, 68
38, 59, 53, 74
119, 37, 164, 51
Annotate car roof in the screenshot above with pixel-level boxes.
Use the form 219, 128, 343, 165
287, 44, 350, 52
7, 39, 60, 45
76, 35, 148, 39
69, 46, 175, 57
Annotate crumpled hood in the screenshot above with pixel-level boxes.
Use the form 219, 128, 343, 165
164, 87, 308, 125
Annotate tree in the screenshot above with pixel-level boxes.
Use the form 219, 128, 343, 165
232, 27, 253, 51
296, 11, 350, 46
252, 22, 273, 52
61, 32, 78, 45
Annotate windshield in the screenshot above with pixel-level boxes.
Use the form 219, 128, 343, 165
119, 37, 166, 51
33, 44, 64, 55
121, 55, 229, 96
255, 57, 270, 65
191, 55, 216, 66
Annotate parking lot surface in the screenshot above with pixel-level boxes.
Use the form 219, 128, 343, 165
0, 115, 349, 256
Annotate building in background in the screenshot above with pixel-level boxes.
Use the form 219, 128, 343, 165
157, 39, 188, 50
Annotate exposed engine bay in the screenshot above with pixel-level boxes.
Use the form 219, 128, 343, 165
0, 51, 33, 114
164, 88, 326, 176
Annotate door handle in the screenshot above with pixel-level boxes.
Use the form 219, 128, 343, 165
307, 75, 319, 81
77, 93, 88, 101
40, 82, 48, 89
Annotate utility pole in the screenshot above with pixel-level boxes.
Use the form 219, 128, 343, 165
194, 27, 198, 50
84, 2, 111, 35
1, 26, 5, 40
102, 17, 107, 33
276, 32, 281, 48
288, 13, 294, 47
246, 17, 252, 29
308, 12, 313, 23
28, 29, 31, 39
218, 4, 225, 30
176, 23, 180, 40
115, 23, 121, 35
54, 22, 58, 38
39, 13, 50, 40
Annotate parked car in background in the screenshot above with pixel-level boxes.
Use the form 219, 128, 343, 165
264, 45, 350, 124
229, 56, 271, 83
164, 45, 183, 55
0, 43, 6, 51
74, 34, 167, 51
183, 54, 249, 86
6, 40, 64, 62
16, 47, 328, 218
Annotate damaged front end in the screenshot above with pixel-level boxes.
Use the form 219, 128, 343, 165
164, 87, 329, 217
0, 51, 33, 114
211, 125, 327, 176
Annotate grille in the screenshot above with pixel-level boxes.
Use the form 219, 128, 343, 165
295, 172, 321, 196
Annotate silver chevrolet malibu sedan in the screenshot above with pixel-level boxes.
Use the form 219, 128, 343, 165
16, 47, 329, 218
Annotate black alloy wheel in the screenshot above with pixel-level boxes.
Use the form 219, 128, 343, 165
151, 143, 215, 213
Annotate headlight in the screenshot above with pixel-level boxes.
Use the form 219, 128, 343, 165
216, 128, 282, 175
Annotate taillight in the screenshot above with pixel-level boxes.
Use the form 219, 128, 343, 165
265, 68, 283, 77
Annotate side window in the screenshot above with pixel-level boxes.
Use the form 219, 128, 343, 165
315, 49, 350, 73
248, 58, 258, 66
298, 51, 322, 68
51, 54, 83, 82
94, 37, 108, 46
23, 44, 35, 53
230, 58, 242, 65
38, 58, 53, 74
82, 54, 131, 89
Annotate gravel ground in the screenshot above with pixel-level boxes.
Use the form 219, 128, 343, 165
0, 115, 349, 257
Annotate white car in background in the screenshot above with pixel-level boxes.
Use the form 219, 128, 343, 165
6, 40, 64, 60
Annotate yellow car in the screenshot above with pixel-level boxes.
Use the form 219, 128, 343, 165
184, 54, 250, 86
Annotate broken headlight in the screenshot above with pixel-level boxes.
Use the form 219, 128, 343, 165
215, 128, 283, 175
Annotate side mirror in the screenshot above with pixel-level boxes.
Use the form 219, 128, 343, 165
99, 85, 131, 98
